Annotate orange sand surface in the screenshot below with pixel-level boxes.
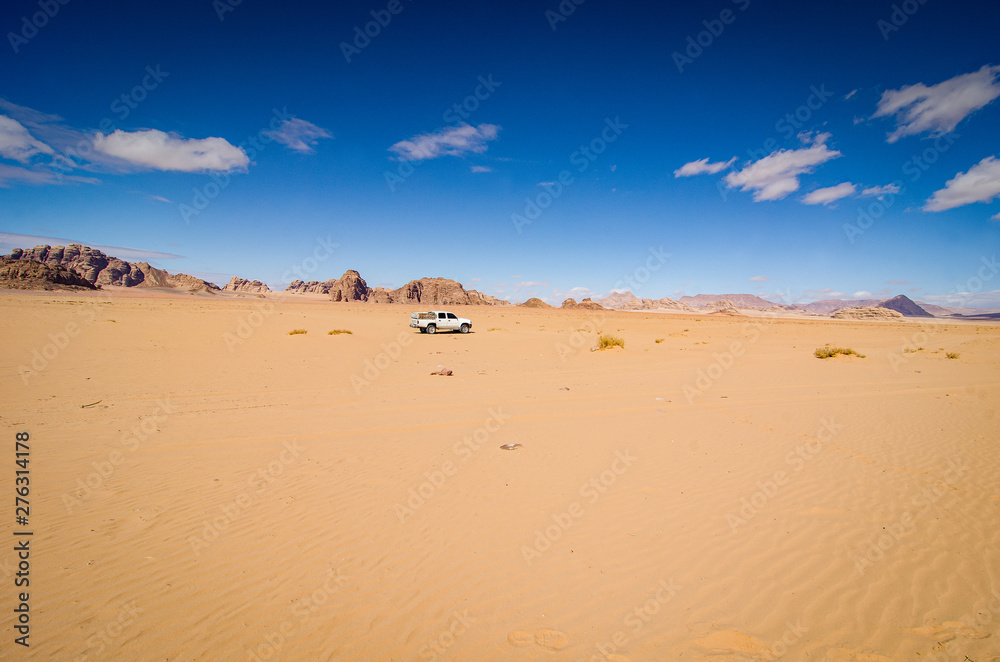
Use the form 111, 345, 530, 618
2, 290, 999, 661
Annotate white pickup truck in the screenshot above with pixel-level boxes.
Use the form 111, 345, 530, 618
410, 311, 472, 334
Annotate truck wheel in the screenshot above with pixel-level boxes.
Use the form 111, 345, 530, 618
460, 324, 470, 334
425, 324, 436, 334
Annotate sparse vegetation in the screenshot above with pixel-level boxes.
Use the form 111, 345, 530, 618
655, 338, 664, 343
946, 352, 960, 359
328, 329, 352, 335
288, 329, 308, 335
904, 347, 924, 353
815, 346, 865, 359
596, 333, 625, 350
487, 327, 503, 331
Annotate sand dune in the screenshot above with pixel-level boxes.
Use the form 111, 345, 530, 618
2, 290, 999, 661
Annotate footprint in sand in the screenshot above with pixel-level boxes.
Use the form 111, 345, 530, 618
825, 648, 894, 662
506, 629, 570, 651
507, 631, 534, 647
535, 629, 570, 650
908, 620, 991, 641
690, 629, 773, 657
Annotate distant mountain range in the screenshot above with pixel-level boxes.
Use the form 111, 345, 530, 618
1, 244, 995, 317
678, 293, 783, 310
597, 291, 992, 319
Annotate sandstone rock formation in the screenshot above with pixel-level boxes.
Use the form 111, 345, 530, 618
5, 244, 219, 292
372, 277, 508, 305
561, 297, 605, 310
328, 270, 371, 301
703, 299, 741, 313
223, 276, 270, 293
282, 270, 508, 306
286, 279, 334, 294
0, 257, 97, 290
596, 291, 695, 312
831, 306, 904, 320
519, 297, 553, 308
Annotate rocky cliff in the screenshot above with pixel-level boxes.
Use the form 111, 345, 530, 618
0, 256, 98, 290
5, 244, 219, 292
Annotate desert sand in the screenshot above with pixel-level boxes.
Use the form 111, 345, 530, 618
2, 289, 999, 661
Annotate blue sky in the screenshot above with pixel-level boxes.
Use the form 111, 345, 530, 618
2, 0, 999, 306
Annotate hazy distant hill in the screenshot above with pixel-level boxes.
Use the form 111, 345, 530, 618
879, 295, 932, 317
805, 294, 931, 317
679, 293, 781, 309
596, 291, 695, 312
801, 299, 882, 314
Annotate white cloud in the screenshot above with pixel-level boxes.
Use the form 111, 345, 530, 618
0, 115, 54, 162
724, 133, 841, 201
673, 156, 736, 177
992, 212, 1000, 221
389, 123, 500, 161
872, 65, 1000, 142
802, 182, 856, 205
470, 165, 492, 173
924, 155, 1000, 212
844, 89, 858, 100
536, 181, 555, 187
266, 118, 332, 154
93, 129, 249, 172
861, 183, 901, 197
0, 163, 98, 187
802, 287, 846, 300
749, 275, 769, 282
548, 286, 595, 304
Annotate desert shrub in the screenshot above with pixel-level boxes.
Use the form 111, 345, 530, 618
655, 338, 664, 343
597, 333, 625, 350
288, 329, 308, 335
815, 346, 865, 359
946, 352, 960, 359
328, 329, 352, 335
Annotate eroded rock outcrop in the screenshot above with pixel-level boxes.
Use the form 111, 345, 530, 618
223, 276, 270, 293
5, 244, 219, 291
0, 256, 97, 290
831, 306, 904, 320
561, 297, 605, 310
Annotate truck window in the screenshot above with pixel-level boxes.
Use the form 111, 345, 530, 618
447, 313, 457, 319
438, 313, 446, 319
